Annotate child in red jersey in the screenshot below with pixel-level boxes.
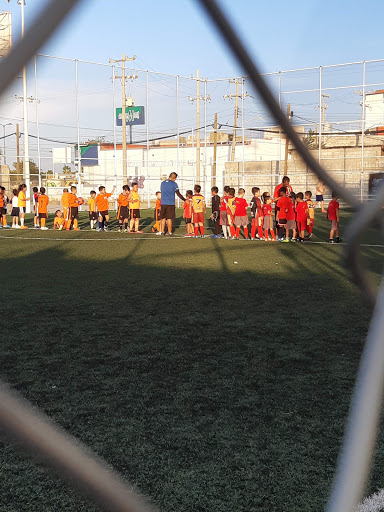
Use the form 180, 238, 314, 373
261, 192, 276, 241
305, 190, 315, 239
227, 187, 236, 238
250, 187, 263, 240
234, 188, 249, 239
327, 192, 340, 243
183, 190, 193, 237
276, 186, 292, 242
295, 192, 309, 242
286, 192, 297, 242
220, 185, 231, 239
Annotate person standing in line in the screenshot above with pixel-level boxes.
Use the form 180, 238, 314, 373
158, 172, 185, 236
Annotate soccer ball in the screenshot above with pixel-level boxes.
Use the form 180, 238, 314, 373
77, 197, 84, 205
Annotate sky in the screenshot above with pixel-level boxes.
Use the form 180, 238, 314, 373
2, 0, 384, 169
6, 0, 384, 78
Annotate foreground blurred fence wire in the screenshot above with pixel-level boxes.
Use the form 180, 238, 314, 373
0, 0, 383, 511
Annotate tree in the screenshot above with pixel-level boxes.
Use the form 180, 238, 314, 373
302, 129, 317, 149
11, 159, 40, 187
62, 165, 72, 174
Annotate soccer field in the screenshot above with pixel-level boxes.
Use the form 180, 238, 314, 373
0, 208, 382, 512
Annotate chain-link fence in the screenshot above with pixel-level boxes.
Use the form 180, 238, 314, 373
0, 1, 384, 512
2, 48, 384, 207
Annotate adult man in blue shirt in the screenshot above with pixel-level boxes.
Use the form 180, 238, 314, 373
158, 172, 185, 236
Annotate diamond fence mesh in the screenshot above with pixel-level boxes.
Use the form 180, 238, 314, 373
0, 0, 384, 511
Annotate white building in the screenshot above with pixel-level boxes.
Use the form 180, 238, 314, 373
365, 90, 384, 129
51, 136, 286, 205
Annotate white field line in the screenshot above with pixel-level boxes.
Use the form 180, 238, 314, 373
0, 234, 383, 248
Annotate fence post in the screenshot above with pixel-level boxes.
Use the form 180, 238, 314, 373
361, 61, 366, 202
112, 64, 117, 210
146, 71, 150, 208
75, 59, 81, 201
34, 56, 41, 189
241, 77, 245, 189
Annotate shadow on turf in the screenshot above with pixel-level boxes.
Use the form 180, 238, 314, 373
0, 237, 378, 512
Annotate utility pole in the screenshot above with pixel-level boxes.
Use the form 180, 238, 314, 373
188, 71, 210, 184
196, 69, 200, 182
110, 54, 136, 182
19, 0, 30, 211
213, 113, 218, 187
224, 79, 249, 161
284, 103, 291, 173
16, 123, 20, 176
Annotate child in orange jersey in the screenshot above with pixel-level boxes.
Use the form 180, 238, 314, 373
0, 187, 10, 228
117, 185, 130, 233
18, 183, 29, 229
38, 187, 49, 230
234, 188, 249, 240
305, 190, 315, 239
53, 210, 65, 230
192, 184, 206, 238
295, 192, 309, 243
67, 185, 80, 231
61, 188, 70, 229
95, 185, 116, 232
250, 187, 263, 241
88, 190, 97, 230
261, 192, 276, 241
152, 191, 161, 234
129, 182, 142, 233
183, 189, 194, 237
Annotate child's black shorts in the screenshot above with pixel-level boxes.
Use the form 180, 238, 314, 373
117, 206, 129, 221
89, 211, 98, 221
130, 209, 140, 219
70, 207, 79, 220
11, 207, 19, 217
39, 213, 48, 219
185, 218, 191, 224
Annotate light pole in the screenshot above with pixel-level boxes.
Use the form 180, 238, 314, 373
0, 123, 11, 165
18, 0, 30, 212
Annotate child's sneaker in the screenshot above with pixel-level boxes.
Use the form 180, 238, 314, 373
290, 238, 296, 242
201, 235, 204, 238
194, 235, 198, 239
281, 238, 289, 243
329, 238, 334, 244
20, 225, 28, 229
136, 230, 143, 234
41, 227, 49, 230
251, 237, 255, 241
335, 237, 341, 243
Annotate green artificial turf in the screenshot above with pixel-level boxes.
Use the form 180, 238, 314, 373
0, 209, 382, 511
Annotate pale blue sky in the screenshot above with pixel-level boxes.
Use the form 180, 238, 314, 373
6, 0, 384, 77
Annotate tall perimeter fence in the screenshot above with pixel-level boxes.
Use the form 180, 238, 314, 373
2, 53, 384, 206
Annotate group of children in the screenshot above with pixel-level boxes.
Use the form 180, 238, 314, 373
0, 179, 341, 243
178, 182, 340, 243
